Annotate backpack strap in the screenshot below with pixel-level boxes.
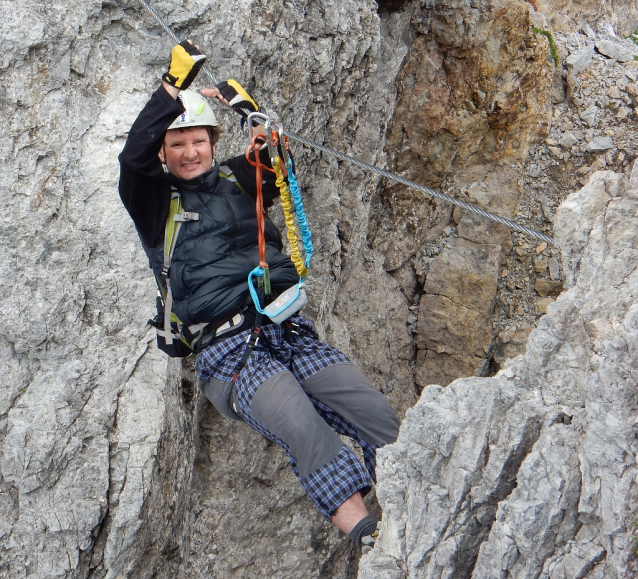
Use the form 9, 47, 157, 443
219, 165, 249, 197
162, 189, 199, 345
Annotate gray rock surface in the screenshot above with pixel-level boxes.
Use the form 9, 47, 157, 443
595, 39, 638, 63
565, 45, 594, 76
533, 0, 638, 36
376, 0, 555, 387
585, 137, 614, 153
580, 106, 599, 127
0, 0, 408, 577
2, 0, 638, 578
559, 131, 578, 148
359, 167, 638, 578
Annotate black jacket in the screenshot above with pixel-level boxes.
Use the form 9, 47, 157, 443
118, 86, 298, 325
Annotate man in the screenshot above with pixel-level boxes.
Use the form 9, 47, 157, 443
118, 41, 399, 553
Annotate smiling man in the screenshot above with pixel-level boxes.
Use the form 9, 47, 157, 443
118, 41, 399, 555
161, 126, 214, 179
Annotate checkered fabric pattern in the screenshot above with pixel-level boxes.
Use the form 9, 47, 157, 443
195, 314, 378, 520
195, 315, 351, 406
299, 445, 372, 519
303, 390, 380, 484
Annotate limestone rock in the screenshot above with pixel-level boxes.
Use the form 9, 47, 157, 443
554, 171, 624, 288
534, 278, 564, 297
360, 167, 638, 579
493, 325, 534, 366
377, 0, 554, 391
559, 131, 578, 148
415, 235, 502, 387
585, 136, 614, 152
415, 350, 480, 391
536, 296, 555, 313
0, 0, 407, 577
579, 105, 599, 127
595, 39, 638, 62
529, 1, 638, 36
548, 257, 561, 280
3, 0, 638, 577
565, 45, 594, 75
534, 254, 549, 273
417, 293, 492, 357
422, 238, 501, 315
332, 254, 417, 415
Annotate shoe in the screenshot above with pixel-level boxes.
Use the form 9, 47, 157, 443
360, 523, 379, 554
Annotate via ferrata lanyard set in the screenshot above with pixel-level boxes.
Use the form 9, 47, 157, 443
232, 114, 314, 381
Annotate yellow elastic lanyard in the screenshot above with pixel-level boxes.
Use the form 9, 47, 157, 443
273, 157, 308, 278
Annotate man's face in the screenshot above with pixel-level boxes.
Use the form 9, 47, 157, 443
159, 126, 215, 180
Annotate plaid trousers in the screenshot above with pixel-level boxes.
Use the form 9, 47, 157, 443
195, 315, 380, 520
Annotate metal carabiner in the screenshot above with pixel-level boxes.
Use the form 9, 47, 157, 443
264, 118, 279, 167
278, 124, 290, 167
246, 111, 270, 143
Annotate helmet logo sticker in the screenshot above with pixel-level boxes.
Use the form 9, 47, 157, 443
176, 93, 189, 125
168, 90, 217, 130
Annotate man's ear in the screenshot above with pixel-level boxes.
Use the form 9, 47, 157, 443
158, 144, 166, 164
212, 143, 217, 157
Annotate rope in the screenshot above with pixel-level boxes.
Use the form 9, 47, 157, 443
273, 157, 309, 278
282, 131, 554, 245
139, 0, 220, 85
286, 158, 313, 269
244, 138, 271, 297
137, 0, 554, 246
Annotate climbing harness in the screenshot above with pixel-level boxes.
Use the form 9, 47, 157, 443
231, 116, 313, 380
137, 0, 554, 246
231, 313, 263, 382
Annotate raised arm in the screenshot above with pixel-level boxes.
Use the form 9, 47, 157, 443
118, 86, 185, 248
118, 40, 206, 248
202, 81, 289, 204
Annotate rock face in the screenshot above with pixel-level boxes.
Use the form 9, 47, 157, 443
382, 4, 638, 389
359, 167, 638, 578
372, 0, 557, 388
2, 0, 638, 578
0, 0, 410, 577
533, 0, 638, 37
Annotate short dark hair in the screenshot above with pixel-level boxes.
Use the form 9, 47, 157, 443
206, 125, 224, 146
162, 125, 224, 154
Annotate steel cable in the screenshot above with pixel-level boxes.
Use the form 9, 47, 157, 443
280, 130, 554, 244
137, 0, 554, 245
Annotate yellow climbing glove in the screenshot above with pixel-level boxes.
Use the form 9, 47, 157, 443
215, 80, 260, 126
162, 41, 206, 90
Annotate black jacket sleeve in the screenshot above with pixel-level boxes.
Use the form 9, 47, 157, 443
118, 86, 185, 248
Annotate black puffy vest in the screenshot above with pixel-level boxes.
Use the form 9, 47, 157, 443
143, 163, 299, 326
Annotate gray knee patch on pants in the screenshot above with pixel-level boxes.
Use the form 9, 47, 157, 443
250, 372, 344, 478
198, 377, 242, 421
302, 363, 399, 446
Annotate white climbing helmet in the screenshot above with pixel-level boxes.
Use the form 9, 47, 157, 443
168, 89, 218, 130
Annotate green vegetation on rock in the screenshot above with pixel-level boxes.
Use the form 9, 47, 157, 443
533, 27, 560, 66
